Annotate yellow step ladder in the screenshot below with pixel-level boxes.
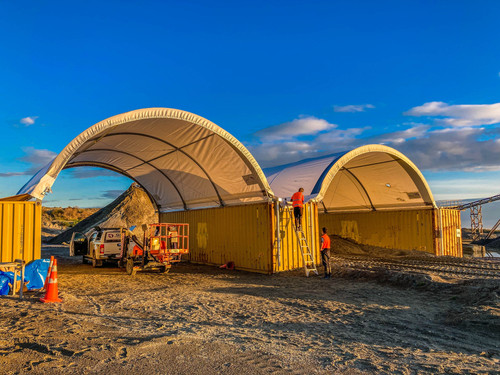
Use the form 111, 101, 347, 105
294, 228, 318, 277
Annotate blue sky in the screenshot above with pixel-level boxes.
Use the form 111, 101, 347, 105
1, 1, 500, 217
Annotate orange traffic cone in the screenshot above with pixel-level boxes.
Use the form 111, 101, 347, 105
40, 259, 62, 303
43, 256, 54, 291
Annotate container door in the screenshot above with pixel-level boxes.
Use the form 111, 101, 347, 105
436, 208, 463, 257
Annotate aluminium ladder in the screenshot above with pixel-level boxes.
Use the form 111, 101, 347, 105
294, 228, 318, 277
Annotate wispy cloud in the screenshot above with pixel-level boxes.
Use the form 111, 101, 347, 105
0, 171, 30, 177
0, 147, 125, 182
247, 100, 500, 172
101, 190, 124, 199
391, 126, 500, 172
370, 124, 430, 145
19, 147, 57, 168
333, 104, 375, 113
404, 101, 500, 127
19, 116, 39, 126
248, 116, 367, 166
253, 116, 336, 141
0, 147, 57, 178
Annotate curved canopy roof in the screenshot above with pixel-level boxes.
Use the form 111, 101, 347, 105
19, 108, 273, 211
265, 145, 435, 212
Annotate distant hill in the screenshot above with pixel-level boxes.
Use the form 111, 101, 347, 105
48, 184, 157, 244
43, 206, 99, 229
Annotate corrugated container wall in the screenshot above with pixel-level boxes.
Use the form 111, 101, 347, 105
434, 208, 462, 257
160, 202, 320, 274
319, 209, 435, 254
319, 208, 462, 257
160, 203, 273, 273
272, 203, 320, 272
0, 201, 42, 263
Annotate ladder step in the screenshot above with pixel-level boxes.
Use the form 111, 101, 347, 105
293, 228, 318, 277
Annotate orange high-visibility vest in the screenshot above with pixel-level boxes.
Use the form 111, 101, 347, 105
321, 233, 331, 249
291, 191, 304, 208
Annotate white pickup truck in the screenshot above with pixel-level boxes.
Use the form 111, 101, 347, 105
70, 228, 122, 267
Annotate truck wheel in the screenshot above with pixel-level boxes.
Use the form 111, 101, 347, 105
92, 253, 102, 268
126, 259, 135, 275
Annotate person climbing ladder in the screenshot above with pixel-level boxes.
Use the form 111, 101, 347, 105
291, 187, 305, 230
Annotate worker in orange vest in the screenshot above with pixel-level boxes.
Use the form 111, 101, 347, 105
321, 227, 331, 279
291, 188, 305, 230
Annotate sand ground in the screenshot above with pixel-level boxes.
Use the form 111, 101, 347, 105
0, 245, 499, 374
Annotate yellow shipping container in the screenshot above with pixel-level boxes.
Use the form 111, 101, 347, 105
0, 200, 42, 263
434, 208, 462, 257
161, 203, 273, 273
272, 202, 320, 273
319, 207, 462, 256
160, 202, 321, 274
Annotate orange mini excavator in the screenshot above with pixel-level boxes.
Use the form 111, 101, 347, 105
120, 223, 189, 275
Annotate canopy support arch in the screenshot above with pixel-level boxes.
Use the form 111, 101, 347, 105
341, 167, 376, 212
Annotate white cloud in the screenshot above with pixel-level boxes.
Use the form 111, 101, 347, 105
248, 99, 500, 172
248, 141, 319, 167
333, 104, 375, 113
385, 126, 500, 172
19, 147, 57, 168
19, 116, 39, 126
253, 116, 336, 141
0, 147, 57, 178
372, 124, 430, 145
248, 116, 369, 166
404, 101, 500, 127
248, 114, 500, 172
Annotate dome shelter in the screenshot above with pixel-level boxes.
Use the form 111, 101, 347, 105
265, 144, 435, 212
13, 108, 314, 272
265, 145, 461, 257
18, 108, 273, 212
4, 111, 461, 268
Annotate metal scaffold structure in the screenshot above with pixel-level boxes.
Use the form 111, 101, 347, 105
451, 194, 500, 241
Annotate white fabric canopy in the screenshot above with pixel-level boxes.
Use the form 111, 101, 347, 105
265, 145, 435, 212
18, 108, 273, 212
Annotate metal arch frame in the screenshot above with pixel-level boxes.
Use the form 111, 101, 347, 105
320, 167, 375, 213
341, 158, 402, 171
68, 149, 189, 210
63, 162, 161, 213
80, 132, 225, 206
341, 167, 376, 211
